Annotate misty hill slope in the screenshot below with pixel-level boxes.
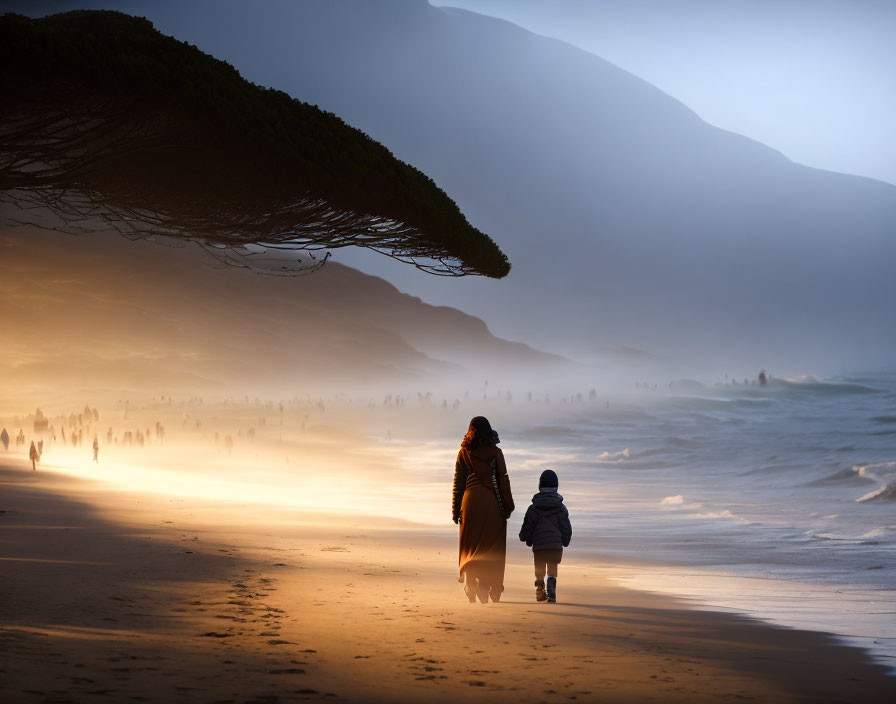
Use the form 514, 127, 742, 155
0, 229, 557, 396
7, 0, 896, 369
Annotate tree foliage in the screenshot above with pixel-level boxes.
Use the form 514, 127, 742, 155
0, 10, 510, 277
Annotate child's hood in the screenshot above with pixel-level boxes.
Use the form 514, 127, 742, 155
531, 491, 565, 510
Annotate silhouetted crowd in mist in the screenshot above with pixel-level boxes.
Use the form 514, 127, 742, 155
1, 371, 772, 472
0, 404, 170, 471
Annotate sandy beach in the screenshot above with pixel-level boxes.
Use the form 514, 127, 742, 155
2, 459, 894, 704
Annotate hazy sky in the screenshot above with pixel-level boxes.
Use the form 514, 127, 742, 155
435, 0, 896, 185
4, 0, 895, 373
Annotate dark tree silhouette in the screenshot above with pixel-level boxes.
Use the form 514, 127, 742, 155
0, 11, 510, 278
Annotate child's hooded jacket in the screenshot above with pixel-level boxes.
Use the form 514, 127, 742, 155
518, 490, 572, 550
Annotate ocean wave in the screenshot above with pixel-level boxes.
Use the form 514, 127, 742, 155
849, 462, 896, 503
660, 377, 879, 415
859, 526, 896, 540
744, 461, 813, 477
857, 483, 896, 503
694, 508, 752, 523
597, 448, 630, 461
660, 494, 684, 505
807, 467, 866, 486
768, 376, 880, 396
804, 462, 896, 504
806, 525, 896, 543
665, 396, 770, 412
810, 462, 896, 488
870, 415, 896, 424
807, 531, 869, 544
854, 461, 896, 481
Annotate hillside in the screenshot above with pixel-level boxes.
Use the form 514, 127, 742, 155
0, 228, 558, 402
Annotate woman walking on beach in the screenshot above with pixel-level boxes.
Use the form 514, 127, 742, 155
452, 416, 514, 603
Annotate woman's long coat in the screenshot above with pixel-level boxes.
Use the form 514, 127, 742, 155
453, 444, 514, 592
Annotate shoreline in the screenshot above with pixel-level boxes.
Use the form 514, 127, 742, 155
2, 460, 895, 703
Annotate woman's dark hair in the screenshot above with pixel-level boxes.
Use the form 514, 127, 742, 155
461, 416, 495, 450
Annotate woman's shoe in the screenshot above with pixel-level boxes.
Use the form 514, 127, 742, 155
464, 576, 477, 603
535, 580, 547, 602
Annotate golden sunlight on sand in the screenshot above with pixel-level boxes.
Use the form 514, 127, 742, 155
3, 433, 895, 702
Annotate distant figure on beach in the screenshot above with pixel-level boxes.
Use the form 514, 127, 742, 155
758, 369, 768, 386
519, 469, 572, 603
452, 416, 514, 603
29, 440, 39, 471
93, 436, 99, 463
33, 408, 48, 433
1, 428, 8, 450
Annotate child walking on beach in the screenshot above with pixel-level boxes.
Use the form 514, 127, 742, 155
518, 469, 572, 603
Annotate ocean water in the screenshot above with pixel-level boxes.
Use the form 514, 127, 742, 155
502, 372, 896, 671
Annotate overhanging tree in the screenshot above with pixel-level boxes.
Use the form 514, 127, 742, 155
0, 10, 510, 277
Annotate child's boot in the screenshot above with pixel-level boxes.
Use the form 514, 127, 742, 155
534, 580, 547, 602
546, 576, 557, 603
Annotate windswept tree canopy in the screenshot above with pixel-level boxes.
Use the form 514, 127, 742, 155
0, 11, 510, 277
